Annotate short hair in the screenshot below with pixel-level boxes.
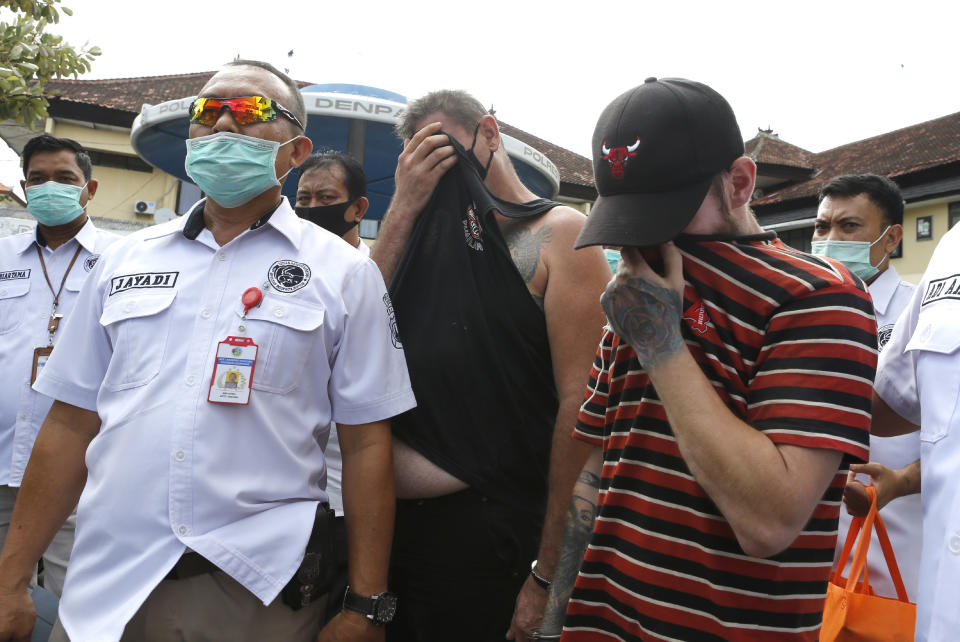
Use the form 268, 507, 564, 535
22, 134, 92, 181
298, 151, 367, 201
396, 89, 489, 140
224, 59, 306, 131
819, 174, 904, 227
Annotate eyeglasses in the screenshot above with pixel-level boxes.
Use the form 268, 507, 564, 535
189, 95, 305, 130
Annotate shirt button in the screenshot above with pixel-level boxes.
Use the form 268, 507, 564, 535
0, 289, 6, 296
124, 302, 134, 313
922, 325, 933, 340
185, 375, 197, 386
273, 307, 285, 318
178, 525, 188, 536
174, 450, 186, 462
217, 252, 227, 261
949, 534, 960, 555
19, 414, 28, 421
200, 309, 212, 319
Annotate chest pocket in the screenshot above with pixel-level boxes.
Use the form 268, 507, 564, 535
0, 279, 31, 335
100, 292, 177, 391
237, 295, 325, 394
905, 306, 960, 443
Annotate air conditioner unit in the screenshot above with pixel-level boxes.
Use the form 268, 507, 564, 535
134, 200, 156, 215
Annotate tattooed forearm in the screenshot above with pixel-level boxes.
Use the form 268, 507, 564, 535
601, 275, 682, 367
503, 223, 552, 283
541, 468, 601, 634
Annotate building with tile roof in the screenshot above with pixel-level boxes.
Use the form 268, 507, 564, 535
0, 72, 596, 235
748, 113, 960, 282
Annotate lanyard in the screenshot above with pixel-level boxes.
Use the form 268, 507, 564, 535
35, 243, 83, 346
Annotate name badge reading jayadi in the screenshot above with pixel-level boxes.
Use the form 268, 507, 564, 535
208, 336, 258, 405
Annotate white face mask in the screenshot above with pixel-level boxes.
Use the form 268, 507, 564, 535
184, 132, 299, 208
811, 226, 890, 281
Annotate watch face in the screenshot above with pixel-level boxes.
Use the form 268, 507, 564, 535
374, 593, 398, 624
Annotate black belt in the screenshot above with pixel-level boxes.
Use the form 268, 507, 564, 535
164, 551, 220, 581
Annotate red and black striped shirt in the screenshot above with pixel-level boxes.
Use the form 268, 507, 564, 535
566, 236, 876, 641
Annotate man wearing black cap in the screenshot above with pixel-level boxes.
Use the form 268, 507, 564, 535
538, 78, 878, 640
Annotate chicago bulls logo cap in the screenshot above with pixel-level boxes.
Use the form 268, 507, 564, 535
575, 77, 744, 249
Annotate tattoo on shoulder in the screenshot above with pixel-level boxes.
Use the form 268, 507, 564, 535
503, 223, 552, 283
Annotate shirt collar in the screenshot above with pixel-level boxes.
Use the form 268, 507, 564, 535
15, 217, 99, 255
167, 198, 302, 250
867, 266, 899, 316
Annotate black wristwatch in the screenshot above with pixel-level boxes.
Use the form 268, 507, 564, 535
342, 586, 398, 626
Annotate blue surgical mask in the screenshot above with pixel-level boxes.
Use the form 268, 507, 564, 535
603, 248, 621, 275
184, 132, 297, 208
811, 226, 890, 281
25, 181, 87, 226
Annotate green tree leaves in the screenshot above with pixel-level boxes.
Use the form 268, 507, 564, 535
0, 0, 99, 126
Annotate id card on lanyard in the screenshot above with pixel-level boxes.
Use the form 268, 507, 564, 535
31, 244, 82, 385
208, 336, 258, 404
208, 287, 262, 405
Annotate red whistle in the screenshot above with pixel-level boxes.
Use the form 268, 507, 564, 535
241, 287, 263, 316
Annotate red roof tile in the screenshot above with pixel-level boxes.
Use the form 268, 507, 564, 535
745, 131, 814, 170
46, 72, 216, 111
43, 74, 595, 192
752, 111, 960, 206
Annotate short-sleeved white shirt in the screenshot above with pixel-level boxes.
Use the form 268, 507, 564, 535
34, 199, 415, 642
0, 219, 117, 486
324, 237, 369, 515
875, 224, 960, 641
835, 266, 920, 600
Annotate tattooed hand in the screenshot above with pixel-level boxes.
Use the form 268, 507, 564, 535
600, 243, 684, 368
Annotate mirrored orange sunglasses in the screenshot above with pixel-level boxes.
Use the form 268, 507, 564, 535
189, 95, 304, 130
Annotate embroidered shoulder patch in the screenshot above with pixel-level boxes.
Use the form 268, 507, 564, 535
383, 293, 402, 349
920, 273, 960, 307
268, 260, 311, 293
877, 323, 895, 352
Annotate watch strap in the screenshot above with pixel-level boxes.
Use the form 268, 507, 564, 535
342, 586, 397, 625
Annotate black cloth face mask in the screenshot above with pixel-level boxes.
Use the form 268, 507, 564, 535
295, 200, 359, 236
467, 121, 494, 180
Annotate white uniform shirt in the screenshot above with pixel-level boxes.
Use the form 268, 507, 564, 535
34, 199, 415, 642
835, 266, 919, 600
324, 237, 369, 515
0, 219, 117, 486
875, 224, 960, 641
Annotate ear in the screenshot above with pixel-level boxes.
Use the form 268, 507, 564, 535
289, 135, 314, 167
725, 156, 757, 210
19, 179, 25, 194
477, 114, 500, 152
350, 196, 369, 222
883, 223, 903, 255
85, 179, 99, 201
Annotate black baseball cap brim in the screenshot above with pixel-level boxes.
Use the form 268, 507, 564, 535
574, 174, 713, 249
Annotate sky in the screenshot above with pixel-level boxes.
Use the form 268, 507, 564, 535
4, 0, 960, 195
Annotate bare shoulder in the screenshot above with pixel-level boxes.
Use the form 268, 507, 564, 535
503, 205, 587, 259
538, 205, 591, 258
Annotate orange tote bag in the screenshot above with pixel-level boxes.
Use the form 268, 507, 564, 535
819, 485, 915, 641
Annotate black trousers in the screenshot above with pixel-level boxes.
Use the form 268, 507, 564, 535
387, 488, 541, 642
